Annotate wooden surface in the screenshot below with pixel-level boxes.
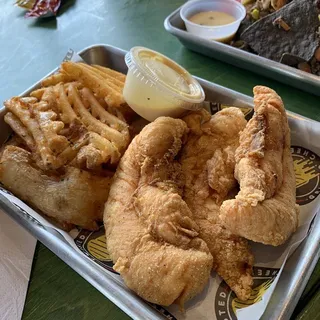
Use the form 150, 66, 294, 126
0, 0, 318, 319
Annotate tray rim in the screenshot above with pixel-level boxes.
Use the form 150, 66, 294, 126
0, 43, 319, 320
164, 6, 320, 97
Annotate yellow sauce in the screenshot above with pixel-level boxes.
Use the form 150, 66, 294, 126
189, 11, 235, 26
144, 59, 190, 94
123, 47, 204, 122
124, 65, 190, 121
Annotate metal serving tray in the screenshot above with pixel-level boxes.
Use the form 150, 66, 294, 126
164, 7, 320, 97
0, 44, 319, 320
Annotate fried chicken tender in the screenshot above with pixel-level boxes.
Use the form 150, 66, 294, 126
220, 86, 299, 246
0, 145, 112, 230
180, 108, 254, 301
104, 117, 213, 307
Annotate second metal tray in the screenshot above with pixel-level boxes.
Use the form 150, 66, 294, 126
164, 6, 320, 97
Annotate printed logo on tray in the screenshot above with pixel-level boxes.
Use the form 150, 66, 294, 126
75, 226, 178, 319
215, 267, 279, 320
209, 103, 254, 120
74, 226, 118, 274
292, 146, 320, 205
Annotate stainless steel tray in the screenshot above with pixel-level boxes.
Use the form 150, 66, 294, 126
0, 44, 319, 320
164, 7, 320, 97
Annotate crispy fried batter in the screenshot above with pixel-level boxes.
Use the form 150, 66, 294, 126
104, 117, 213, 307
0, 146, 112, 230
180, 108, 254, 301
220, 86, 299, 246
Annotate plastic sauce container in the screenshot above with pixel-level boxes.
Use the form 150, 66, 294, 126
123, 47, 205, 122
180, 0, 246, 43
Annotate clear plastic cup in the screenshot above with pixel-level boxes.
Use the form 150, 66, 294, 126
123, 47, 205, 122
180, 0, 246, 43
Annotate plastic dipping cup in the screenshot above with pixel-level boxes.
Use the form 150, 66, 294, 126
123, 47, 205, 122
180, 0, 246, 43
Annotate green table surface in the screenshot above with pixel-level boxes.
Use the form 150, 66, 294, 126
0, 0, 319, 319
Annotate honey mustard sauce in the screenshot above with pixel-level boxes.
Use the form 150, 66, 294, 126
189, 11, 235, 26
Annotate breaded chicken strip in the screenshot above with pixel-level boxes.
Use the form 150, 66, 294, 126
0, 145, 112, 230
104, 117, 213, 307
180, 108, 254, 301
220, 86, 299, 246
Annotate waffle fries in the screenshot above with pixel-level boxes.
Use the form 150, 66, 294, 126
61, 62, 125, 108
0, 62, 131, 230
4, 62, 130, 171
